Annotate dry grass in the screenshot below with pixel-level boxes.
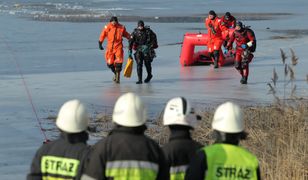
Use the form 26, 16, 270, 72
88, 106, 308, 178
143, 102, 308, 180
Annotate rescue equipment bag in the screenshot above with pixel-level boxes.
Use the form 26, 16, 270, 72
245, 27, 256, 52
148, 28, 158, 49
124, 57, 133, 78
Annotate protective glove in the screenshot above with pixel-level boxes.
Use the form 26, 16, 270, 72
140, 45, 149, 54
241, 44, 247, 49
98, 41, 104, 50
128, 49, 133, 58
223, 48, 228, 54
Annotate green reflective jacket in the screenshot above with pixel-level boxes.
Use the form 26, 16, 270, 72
203, 144, 259, 180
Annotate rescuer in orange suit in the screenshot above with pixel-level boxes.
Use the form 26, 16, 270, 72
98, 16, 130, 83
205, 10, 228, 68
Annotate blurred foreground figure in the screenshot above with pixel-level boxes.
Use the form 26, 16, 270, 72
162, 97, 203, 180
81, 92, 169, 180
27, 100, 90, 180
98, 16, 130, 83
227, 21, 256, 84
129, 20, 158, 84
185, 102, 261, 180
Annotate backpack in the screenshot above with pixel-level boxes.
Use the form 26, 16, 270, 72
245, 27, 256, 52
146, 27, 158, 49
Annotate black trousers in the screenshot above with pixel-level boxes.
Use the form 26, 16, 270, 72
134, 50, 153, 81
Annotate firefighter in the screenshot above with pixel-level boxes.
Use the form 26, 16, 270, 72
27, 99, 90, 180
129, 20, 157, 84
81, 92, 169, 180
205, 10, 228, 68
227, 21, 256, 84
221, 12, 236, 28
162, 97, 203, 180
185, 102, 261, 180
98, 16, 130, 83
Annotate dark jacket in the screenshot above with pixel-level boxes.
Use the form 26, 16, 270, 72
129, 27, 155, 50
82, 125, 169, 180
162, 128, 203, 179
27, 132, 90, 180
185, 142, 261, 180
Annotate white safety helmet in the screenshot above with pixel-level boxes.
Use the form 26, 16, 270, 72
163, 97, 200, 128
112, 92, 146, 127
212, 101, 244, 133
56, 99, 89, 133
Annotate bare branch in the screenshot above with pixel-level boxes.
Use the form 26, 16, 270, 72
290, 85, 297, 97
288, 65, 295, 81
267, 83, 276, 94
272, 68, 278, 86
284, 64, 288, 77
280, 48, 287, 64
290, 48, 298, 66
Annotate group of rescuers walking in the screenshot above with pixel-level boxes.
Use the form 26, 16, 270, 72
27, 92, 261, 180
97, 10, 256, 85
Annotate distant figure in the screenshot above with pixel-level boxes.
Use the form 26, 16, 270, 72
227, 21, 256, 84
129, 20, 158, 84
27, 99, 90, 180
98, 16, 130, 83
221, 12, 236, 28
81, 92, 169, 180
162, 97, 203, 180
205, 10, 228, 68
185, 102, 261, 180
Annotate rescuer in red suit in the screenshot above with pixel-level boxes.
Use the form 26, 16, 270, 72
227, 21, 256, 84
205, 10, 228, 68
221, 12, 236, 28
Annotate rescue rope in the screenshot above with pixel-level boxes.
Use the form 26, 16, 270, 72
1, 35, 49, 143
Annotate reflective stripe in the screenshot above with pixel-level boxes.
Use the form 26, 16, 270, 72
106, 160, 158, 179
41, 156, 80, 178
106, 160, 158, 171
170, 172, 185, 180
170, 165, 187, 180
42, 176, 73, 180
170, 165, 188, 174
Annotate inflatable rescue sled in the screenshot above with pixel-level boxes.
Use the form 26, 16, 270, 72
180, 29, 235, 66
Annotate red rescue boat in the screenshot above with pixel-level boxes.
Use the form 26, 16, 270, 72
180, 29, 235, 66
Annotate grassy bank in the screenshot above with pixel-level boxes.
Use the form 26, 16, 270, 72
91, 101, 307, 180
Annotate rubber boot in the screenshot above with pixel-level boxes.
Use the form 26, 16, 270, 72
144, 74, 152, 83
108, 64, 116, 82
112, 73, 116, 82
213, 50, 219, 69
136, 66, 143, 84
115, 71, 120, 84
144, 61, 152, 83
240, 76, 248, 84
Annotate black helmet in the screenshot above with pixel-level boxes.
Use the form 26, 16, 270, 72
110, 16, 118, 23
225, 12, 231, 19
236, 21, 243, 28
209, 10, 216, 16
137, 20, 144, 27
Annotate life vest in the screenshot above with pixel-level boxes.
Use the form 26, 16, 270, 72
203, 144, 259, 180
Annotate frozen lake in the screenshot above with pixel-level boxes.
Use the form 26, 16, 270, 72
0, 0, 308, 178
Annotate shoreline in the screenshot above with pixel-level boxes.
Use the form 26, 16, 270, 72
24, 12, 294, 23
